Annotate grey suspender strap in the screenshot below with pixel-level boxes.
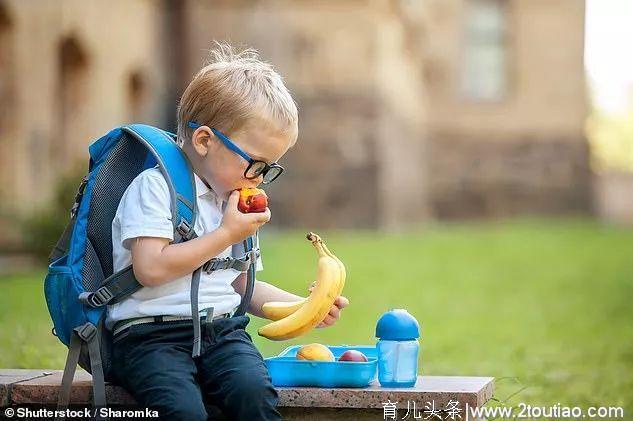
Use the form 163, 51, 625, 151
234, 235, 257, 317
191, 233, 259, 357
56, 332, 81, 421
202, 249, 260, 273
56, 323, 106, 421
86, 331, 107, 421
191, 266, 203, 357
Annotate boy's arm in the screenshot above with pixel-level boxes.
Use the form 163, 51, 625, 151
233, 274, 350, 327
232, 273, 303, 319
131, 228, 232, 286
132, 190, 270, 286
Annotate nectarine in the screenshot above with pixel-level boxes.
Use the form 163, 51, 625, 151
338, 350, 368, 362
237, 188, 268, 213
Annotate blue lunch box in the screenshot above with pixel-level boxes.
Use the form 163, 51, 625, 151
265, 344, 378, 388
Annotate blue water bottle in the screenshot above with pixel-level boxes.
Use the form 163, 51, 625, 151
375, 309, 420, 387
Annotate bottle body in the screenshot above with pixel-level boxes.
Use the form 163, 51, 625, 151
376, 339, 419, 387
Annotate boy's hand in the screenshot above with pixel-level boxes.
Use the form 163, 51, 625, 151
309, 281, 350, 328
220, 190, 271, 244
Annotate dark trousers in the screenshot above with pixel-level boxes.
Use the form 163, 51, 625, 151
111, 315, 281, 421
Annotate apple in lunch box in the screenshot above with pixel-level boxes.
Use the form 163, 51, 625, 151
338, 350, 368, 362
237, 188, 268, 213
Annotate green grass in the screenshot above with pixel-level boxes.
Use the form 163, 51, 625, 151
1, 219, 631, 411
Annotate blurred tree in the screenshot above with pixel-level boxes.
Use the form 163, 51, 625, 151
21, 165, 86, 262
587, 104, 633, 172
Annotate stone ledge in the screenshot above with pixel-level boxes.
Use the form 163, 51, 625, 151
1, 369, 494, 417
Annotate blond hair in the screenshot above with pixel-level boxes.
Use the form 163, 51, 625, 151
176, 42, 298, 148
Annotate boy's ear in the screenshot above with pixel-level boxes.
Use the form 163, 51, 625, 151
191, 126, 214, 157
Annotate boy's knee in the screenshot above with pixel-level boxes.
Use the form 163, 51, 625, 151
240, 376, 277, 400
133, 384, 207, 420
227, 371, 279, 407
154, 400, 207, 421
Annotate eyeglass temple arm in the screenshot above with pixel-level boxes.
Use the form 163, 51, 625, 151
187, 121, 252, 162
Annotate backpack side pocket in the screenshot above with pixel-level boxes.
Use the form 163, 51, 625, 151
44, 255, 75, 346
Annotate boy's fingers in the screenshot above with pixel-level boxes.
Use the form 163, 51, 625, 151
252, 214, 268, 225
258, 208, 271, 223
241, 208, 270, 223
335, 296, 350, 309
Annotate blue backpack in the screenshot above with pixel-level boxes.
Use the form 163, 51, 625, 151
44, 124, 258, 418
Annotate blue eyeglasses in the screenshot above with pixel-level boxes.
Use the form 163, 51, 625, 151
188, 121, 284, 184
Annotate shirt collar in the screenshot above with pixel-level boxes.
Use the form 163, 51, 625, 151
194, 173, 227, 209
194, 173, 213, 198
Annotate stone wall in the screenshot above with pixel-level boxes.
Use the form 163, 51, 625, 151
0, 0, 169, 212
419, 0, 591, 217
428, 133, 593, 218
0, 0, 593, 235
183, 0, 429, 229
264, 93, 381, 229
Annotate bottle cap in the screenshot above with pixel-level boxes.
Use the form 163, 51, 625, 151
376, 309, 420, 340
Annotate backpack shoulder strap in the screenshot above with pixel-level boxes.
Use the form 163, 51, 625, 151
80, 125, 198, 308
124, 124, 197, 242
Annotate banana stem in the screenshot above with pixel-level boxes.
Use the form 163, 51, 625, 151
307, 232, 328, 257
306, 232, 321, 243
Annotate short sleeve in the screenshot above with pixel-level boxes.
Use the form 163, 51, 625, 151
117, 170, 174, 250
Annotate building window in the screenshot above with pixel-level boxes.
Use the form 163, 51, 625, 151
57, 35, 89, 166
461, 0, 508, 101
0, 3, 14, 202
127, 70, 147, 123
0, 3, 13, 135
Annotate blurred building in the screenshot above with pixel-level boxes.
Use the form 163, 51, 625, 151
422, 0, 591, 218
0, 0, 173, 249
0, 0, 170, 222
180, 0, 429, 229
0, 0, 590, 237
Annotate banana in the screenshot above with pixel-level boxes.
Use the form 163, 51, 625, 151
261, 297, 307, 321
261, 233, 346, 321
258, 232, 344, 341
321, 237, 346, 296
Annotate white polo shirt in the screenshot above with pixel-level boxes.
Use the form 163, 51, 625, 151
105, 167, 262, 330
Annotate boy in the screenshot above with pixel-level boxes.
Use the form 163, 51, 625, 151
106, 43, 349, 420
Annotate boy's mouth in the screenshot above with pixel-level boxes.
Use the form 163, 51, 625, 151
240, 181, 262, 190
